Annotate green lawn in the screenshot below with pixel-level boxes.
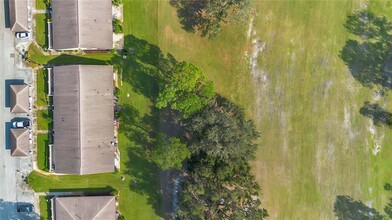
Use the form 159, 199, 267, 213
37, 110, 52, 131
123, 0, 392, 219
28, 0, 392, 219
39, 196, 51, 220
35, 14, 47, 48
35, 0, 48, 11
37, 134, 50, 171
36, 68, 48, 107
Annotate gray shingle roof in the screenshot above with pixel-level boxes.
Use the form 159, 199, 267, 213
54, 196, 116, 220
53, 65, 115, 175
52, 0, 113, 50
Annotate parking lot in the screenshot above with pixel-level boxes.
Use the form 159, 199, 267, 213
0, 0, 38, 219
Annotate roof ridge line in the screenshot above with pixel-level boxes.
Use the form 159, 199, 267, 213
56, 198, 77, 220
91, 197, 115, 220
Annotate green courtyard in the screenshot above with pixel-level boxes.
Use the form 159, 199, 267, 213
29, 0, 392, 219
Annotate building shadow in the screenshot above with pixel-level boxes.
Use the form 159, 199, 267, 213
4, 122, 11, 150
3, 0, 10, 28
48, 186, 116, 196
46, 54, 110, 66
333, 195, 384, 220
359, 101, 392, 128
4, 79, 24, 107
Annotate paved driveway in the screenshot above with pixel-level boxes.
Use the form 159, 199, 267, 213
0, 0, 37, 219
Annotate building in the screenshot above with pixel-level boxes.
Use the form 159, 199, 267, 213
10, 128, 29, 157
51, 0, 113, 50
10, 84, 29, 113
52, 196, 116, 220
52, 65, 115, 175
8, 0, 28, 32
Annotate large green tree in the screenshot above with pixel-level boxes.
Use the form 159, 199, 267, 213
150, 133, 190, 170
170, 0, 254, 39
185, 96, 259, 161
178, 156, 268, 219
156, 62, 215, 118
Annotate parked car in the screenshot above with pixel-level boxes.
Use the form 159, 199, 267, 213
15, 32, 30, 40
12, 120, 30, 128
17, 204, 34, 213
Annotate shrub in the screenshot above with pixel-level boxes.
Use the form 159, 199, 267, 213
112, 0, 122, 7
113, 18, 123, 34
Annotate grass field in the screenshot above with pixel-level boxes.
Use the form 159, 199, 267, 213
37, 134, 50, 171
250, 1, 392, 218
35, 14, 46, 48
37, 110, 52, 131
123, 0, 392, 219
36, 68, 48, 107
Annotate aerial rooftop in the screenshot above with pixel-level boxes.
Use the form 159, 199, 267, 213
52, 65, 115, 175
51, 0, 113, 50
8, 0, 28, 32
53, 196, 116, 220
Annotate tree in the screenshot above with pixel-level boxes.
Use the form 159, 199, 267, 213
170, 0, 254, 39
156, 62, 215, 118
150, 133, 190, 170
178, 156, 268, 219
185, 96, 259, 161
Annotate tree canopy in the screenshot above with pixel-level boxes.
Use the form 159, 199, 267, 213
156, 62, 215, 118
177, 96, 267, 219
170, 0, 254, 39
178, 156, 268, 219
185, 96, 259, 161
150, 133, 190, 170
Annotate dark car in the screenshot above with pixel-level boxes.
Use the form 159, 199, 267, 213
17, 204, 34, 213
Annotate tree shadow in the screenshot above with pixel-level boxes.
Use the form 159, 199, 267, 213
340, 10, 392, 90
119, 103, 183, 218
119, 104, 162, 217
169, 0, 208, 34
114, 35, 185, 218
359, 101, 392, 128
333, 195, 384, 220
114, 35, 178, 101
384, 183, 392, 218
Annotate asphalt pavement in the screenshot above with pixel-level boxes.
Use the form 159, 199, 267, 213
0, 0, 37, 219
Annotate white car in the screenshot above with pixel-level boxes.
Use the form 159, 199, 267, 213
16, 32, 30, 40
12, 121, 30, 128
